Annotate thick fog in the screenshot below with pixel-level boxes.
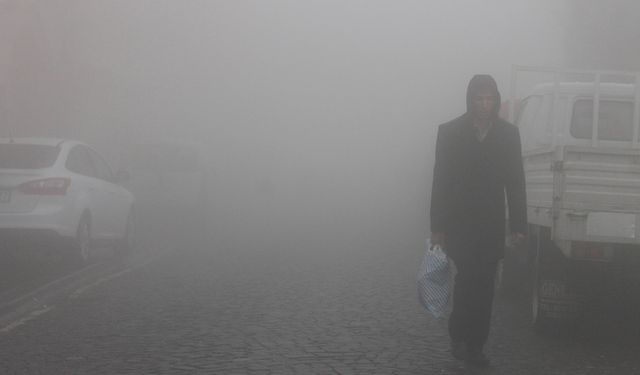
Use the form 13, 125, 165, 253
1, 1, 567, 254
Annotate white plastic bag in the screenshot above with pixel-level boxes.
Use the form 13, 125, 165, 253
417, 239, 451, 318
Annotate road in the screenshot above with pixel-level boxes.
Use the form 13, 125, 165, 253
2, 227, 640, 374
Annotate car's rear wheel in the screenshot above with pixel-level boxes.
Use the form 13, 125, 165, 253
74, 215, 92, 264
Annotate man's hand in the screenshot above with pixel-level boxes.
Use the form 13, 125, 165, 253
431, 232, 445, 247
510, 232, 526, 247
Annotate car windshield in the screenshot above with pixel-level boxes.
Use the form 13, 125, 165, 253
0, 144, 60, 169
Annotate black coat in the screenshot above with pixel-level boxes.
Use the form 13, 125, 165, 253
430, 113, 527, 263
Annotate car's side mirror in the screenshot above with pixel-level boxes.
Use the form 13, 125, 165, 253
115, 169, 131, 183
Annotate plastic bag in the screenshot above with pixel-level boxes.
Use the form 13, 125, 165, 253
417, 239, 451, 318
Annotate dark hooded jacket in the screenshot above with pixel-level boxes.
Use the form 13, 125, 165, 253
430, 75, 527, 263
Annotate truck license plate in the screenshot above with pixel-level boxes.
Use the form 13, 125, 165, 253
586, 212, 636, 239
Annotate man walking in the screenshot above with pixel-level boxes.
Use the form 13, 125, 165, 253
430, 74, 527, 366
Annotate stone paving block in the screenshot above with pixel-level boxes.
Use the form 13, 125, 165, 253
3, 243, 640, 374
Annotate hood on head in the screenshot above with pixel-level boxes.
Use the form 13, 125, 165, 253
466, 74, 501, 119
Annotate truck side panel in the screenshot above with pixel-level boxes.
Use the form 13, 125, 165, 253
524, 145, 640, 247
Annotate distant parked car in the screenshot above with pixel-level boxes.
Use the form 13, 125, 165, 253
0, 138, 135, 262
120, 138, 209, 233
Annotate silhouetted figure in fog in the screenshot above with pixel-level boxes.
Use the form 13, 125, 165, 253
430, 74, 527, 367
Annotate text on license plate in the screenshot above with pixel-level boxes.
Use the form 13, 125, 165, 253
0, 190, 10, 203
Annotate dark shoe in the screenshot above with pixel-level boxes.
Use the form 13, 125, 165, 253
450, 341, 466, 361
466, 349, 490, 367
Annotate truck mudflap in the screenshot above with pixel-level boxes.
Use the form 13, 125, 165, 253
534, 279, 582, 319
532, 260, 584, 332
531, 243, 640, 332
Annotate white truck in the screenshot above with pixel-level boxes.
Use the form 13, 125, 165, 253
501, 66, 640, 331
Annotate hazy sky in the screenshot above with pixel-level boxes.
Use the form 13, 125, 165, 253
38, 1, 566, 127
2, 1, 568, 252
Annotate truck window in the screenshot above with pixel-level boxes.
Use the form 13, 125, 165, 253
570, 100, 635, 142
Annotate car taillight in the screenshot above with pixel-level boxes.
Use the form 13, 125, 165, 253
19, 177, 70, 195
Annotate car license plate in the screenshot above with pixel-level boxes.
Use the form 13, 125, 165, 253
0, 190, 10, 203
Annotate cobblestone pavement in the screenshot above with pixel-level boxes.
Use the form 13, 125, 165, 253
2, 235, 640, 374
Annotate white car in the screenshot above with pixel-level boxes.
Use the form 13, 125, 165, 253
0, 138, 135, 262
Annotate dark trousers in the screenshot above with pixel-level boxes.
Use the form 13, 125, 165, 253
448, 258, 498, 351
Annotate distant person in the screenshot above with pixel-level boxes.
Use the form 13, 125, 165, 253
429, 74, 527, 367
